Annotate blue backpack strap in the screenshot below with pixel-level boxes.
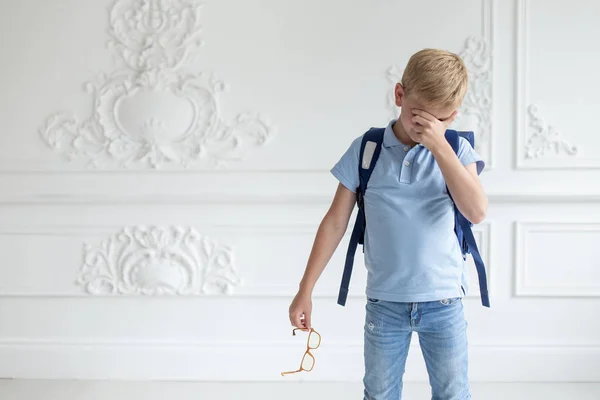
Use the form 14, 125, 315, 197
337, 127, 385, 306
444, 129, 490, 308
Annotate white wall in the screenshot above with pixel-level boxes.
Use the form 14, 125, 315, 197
0, 0, 599, 382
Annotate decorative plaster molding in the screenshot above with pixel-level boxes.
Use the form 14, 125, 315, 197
525, 104, 577, 159
77, 225, 241, 295
515, 0, 598, 169
515, 222, 600, 297
386, 36, 492, 163
455, 36, 492, 149
40, 0, 273, 169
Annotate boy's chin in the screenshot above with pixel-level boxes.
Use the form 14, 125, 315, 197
406, 132, 422, 144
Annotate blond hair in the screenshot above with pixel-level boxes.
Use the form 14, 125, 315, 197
401, 49, 468, 108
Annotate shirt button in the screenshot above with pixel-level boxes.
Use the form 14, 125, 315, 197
404, 161, 410, 167
404, 146, 409, 152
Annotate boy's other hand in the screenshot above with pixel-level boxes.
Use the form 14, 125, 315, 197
289, 291, 312, 329
411, 109, 458, 153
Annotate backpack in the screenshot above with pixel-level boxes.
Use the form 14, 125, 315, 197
337, 127, 490, 308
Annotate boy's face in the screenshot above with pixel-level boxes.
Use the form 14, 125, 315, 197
394, 83, 457, 144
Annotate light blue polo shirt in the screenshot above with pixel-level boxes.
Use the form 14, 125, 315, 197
331, 119, 485, 303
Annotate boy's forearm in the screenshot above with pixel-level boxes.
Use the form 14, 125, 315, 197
431, 141, 488, 223
298, 215, 348, 295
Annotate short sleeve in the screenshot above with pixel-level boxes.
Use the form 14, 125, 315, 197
456, 137, 485, 175
330, 135, 363, 193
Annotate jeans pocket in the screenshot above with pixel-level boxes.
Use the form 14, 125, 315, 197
439, 297, 461, 306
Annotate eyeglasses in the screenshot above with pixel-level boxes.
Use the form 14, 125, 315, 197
281, 327, 321, 376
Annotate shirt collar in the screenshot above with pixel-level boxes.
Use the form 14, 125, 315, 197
383, 119, 422, 149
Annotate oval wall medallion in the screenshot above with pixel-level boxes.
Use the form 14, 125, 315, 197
40, 0, 274, 169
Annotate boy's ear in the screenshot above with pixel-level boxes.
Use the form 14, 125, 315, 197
394, 83, 405, 108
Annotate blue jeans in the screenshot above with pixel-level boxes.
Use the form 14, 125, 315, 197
363, 297, 470, 400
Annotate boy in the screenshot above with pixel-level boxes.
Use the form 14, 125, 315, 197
288, 49, 487, 399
